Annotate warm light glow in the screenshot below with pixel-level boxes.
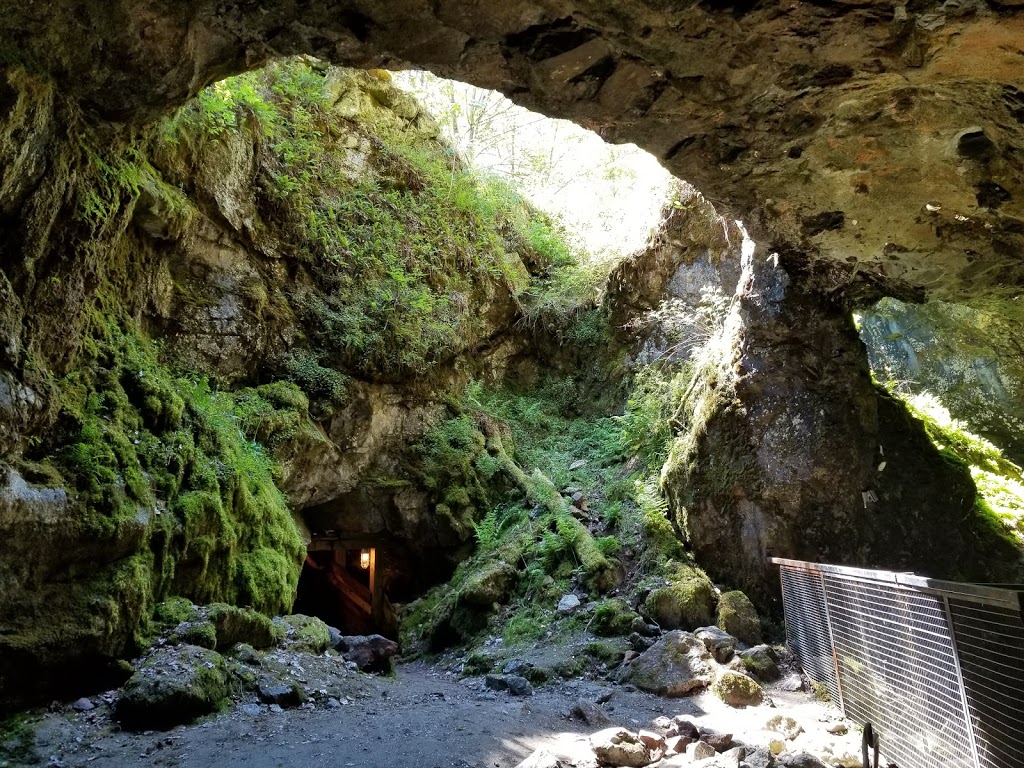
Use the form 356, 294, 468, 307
359, 549, 371, 570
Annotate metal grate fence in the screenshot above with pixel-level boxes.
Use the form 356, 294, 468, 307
772, 559, 1024, 768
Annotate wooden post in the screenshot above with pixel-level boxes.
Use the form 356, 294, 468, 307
370, 547, 385, 631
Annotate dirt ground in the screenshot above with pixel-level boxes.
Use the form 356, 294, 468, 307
17, 659, 850, 768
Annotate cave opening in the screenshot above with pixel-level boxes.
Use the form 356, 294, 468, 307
292, 540, 389, 638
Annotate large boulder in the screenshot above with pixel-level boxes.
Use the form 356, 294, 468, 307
115, 645, 228, 730
712, 670, 765, 708
337, 634, 399, 672
717, 591, 761, 646
643, 564, 717, 631
614, 631, 713, 697
208, 604, 279, 650
460, 561, 517, 607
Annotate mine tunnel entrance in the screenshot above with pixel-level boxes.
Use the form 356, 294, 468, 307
292, 537, 392, 638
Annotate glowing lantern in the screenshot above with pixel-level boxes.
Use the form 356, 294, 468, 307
360, 549, 371, 570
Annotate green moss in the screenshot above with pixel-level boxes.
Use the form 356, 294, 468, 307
169, 621, 218, 650
153, 598, 198, 628
712, 670, 765, 707
502, 605, 549, 646
584, 638, 630, 665
642, 562, 716, 631
591, 598, 640, 637
277, 615, 332, 654
207, 604, 279, 650
718, 590, 761, 645
0, 713, 38, 767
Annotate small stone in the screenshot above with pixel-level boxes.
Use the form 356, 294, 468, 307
568, 460, 587, 471
765, 715, 803, 740
690, 741, 716, 761
742, 746, 775, 768
777, 675, 804, 692
514, 749, 567, 768
638, 729, 666, 753
503, 659, 533, 676
268, 704, 283, 714
695, 626, 737, 663
672, 716, 700, 739
665, 735, 692, 754
557, 594, 582, 615
256, 682, 306, 708
569, 699, 612, 727
776, 753, 827, 768
701, 731, 733, 752
506, 675, 534, 697
72, 697, 95, 712
238, 703, 262, 716
826, 722, 848, 735
652, 716, 674, 731
325, 698, 342, 709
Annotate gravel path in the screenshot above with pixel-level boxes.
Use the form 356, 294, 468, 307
23, 660, 846, 768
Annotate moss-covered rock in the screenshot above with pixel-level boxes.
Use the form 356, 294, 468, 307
460, 561, 517, 607
591, 599, 641, 637
207, 604, 279, 651
168, 621, 217, 650
276, 615, 332, 654
740, 645, 780, 682
717, 590, 761, 645
712, 670, 765, 708
643, 564, 717, 631
115, 645, 228, 730
614, 630, 713, 696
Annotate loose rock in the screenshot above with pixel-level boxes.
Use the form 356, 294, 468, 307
614, 631, 713, 696
590, 727, 652, 768
336, 634, 399, 672
695, 626, 737, 663
557, 594, 582, 615
712, 671, 765, 707
115, 645, 228, 730
570, 699, 613, 727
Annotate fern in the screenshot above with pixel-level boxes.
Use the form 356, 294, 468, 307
473, 508, 499, 552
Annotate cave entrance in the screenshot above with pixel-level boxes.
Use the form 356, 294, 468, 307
293, 538, 387, 637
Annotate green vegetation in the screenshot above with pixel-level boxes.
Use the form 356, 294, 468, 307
47, 315, 305, 632
902, 392, 1024, 542
160, 61, 571, 381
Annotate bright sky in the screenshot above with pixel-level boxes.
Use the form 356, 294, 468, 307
392, 71, 677, 263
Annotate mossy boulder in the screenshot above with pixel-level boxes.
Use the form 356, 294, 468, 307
153, 597, 200, 628
460, 561, 517, 607
614, 630, 713, 696
591, 598, 641, 637
168, 621, 217, 650
115, 645, 228, 730
275, 615, 332, 654
712, 670, 765, 707
717, 590, 761, 645
643, 564, 717, 631
208, 604, 279, 650
740, 645, 780, 682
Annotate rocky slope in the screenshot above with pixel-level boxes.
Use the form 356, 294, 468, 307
0, 62, 566, 712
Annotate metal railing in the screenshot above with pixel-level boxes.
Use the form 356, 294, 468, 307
772, 558, 1024, 768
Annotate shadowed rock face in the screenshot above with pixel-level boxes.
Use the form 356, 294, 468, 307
3, 1, 1024, 310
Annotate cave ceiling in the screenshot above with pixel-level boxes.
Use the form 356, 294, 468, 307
3, 0, 1024, 312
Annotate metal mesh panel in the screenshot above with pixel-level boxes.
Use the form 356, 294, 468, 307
949, 599, 1024, 768
774, 558, 1024, 768
780, 567, 842, 704
822, 576, 975, 768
